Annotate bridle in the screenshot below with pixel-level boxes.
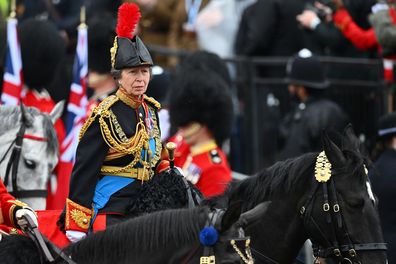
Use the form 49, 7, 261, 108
182, 208, 254, 264
0, 109, 48, 198
299, 152, 387, 264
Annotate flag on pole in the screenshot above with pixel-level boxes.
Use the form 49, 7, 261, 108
60, 20, 88, 163
1, 16, 23, 105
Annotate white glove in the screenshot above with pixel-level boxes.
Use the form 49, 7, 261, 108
66, 230, 87, 243
15, 208, 38, 228
371, 3, 389, 14
175, 166, 185, 176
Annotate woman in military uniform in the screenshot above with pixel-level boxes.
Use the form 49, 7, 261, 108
63, 3, 167, 242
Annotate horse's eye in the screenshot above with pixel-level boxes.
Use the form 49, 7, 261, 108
24, 159, 36, 169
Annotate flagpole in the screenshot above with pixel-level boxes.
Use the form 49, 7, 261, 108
9, 0, 16, 19
79, 6, 87, 29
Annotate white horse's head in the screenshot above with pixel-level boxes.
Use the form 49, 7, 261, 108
0, 102, 63, 210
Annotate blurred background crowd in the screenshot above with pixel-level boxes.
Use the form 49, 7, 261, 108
1, 0, 396, 171
1, 0, 396, 262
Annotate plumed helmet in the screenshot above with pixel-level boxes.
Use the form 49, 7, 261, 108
88, 13, 116, 74
286, 49, 329, 89
169, 70, 234, 145
110, 3, 153, 70
19, 18, 66, 90
377, 112, 396, 139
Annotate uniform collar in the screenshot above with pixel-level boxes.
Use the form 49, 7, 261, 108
191, 140, 218, 156
116, 89, 144, 109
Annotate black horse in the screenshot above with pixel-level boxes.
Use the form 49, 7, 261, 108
0, 201, 271, 264
212, 126, 387, 264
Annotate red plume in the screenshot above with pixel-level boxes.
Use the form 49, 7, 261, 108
116, 3, 141, 39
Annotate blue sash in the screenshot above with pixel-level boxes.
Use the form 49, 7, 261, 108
90, 136, 156, 230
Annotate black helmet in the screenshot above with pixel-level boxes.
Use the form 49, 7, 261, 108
110, 3, 153, 70
286, 49, 329, 89
378, 112, 396, 139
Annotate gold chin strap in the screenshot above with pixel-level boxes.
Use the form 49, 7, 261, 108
110, 36, 118, 69
315, 151, 332, 183
183, 122, 202, 140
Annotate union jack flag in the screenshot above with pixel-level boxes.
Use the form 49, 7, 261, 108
60, 24, 88, 163
1, 17, 23, 105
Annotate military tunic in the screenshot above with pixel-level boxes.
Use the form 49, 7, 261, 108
170, 136, 232, 198
0, 179, 29, 235
65, 90, 162, 232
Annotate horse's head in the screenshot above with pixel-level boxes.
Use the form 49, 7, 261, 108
0, 102, 63, 210
302, 125, 388, 263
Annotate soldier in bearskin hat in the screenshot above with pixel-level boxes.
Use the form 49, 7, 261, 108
168, 68, 234, 198
18, 18, 68, 210
62, 2, 169, 242
85, 12, 117, 115
277, 49, 349, 160
370, 112, 396, 263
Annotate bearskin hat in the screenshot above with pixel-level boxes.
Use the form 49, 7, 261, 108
110, 3, 153, 70
178, 51, 232, 87
377, 112, 396, 139
18, 18, 66, 90
169, 69, 234, 146
88, 13, 116, 74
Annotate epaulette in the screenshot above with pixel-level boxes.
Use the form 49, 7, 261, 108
79, 95, 119, 140
144, 95, 161, 110
95, 95, 119, 113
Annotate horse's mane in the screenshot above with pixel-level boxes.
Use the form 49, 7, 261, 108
0, 106, 58, 154
225, 139, 369, 210
226, 152, 318, 209
68, 206, 209, 261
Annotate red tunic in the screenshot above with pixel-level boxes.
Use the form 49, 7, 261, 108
169, 136, 232, 198
0, 180, 24, 234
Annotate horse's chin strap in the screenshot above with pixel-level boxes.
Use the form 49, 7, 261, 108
300, 177, 387, 264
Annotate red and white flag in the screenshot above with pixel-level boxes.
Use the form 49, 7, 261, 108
61, 24, 88, 163
1, 17, 23, 105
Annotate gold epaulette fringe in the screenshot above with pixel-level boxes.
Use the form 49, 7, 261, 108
144, 95, 161, 110
79, 95, 119, 140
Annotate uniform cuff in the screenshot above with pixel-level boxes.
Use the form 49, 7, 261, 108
65, 198, 92, 233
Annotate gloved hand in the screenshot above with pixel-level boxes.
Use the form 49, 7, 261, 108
15, 208, 38, 228
66, 230, 87, 243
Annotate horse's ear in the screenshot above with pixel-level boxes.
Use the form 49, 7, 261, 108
342, 124, 360, 152
235, 201, 271, 229
20, 103, 33, 126
49, 100, 65, 124
322, 130, 345, 166
220, 200, 243, 232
